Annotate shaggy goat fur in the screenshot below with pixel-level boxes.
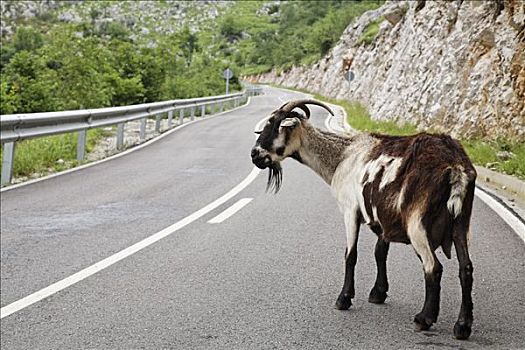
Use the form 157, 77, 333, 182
251, 100, 476, 340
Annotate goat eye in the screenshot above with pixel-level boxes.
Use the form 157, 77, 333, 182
254, 130, 262, 135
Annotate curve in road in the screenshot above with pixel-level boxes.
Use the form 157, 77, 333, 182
1, 87, 524, 349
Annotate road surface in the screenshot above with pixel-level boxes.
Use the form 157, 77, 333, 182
1, 86, 524, 349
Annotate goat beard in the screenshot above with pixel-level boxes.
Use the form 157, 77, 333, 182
266, 162, 282, 194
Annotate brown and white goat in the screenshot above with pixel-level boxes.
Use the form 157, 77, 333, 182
250, 99, 476, 340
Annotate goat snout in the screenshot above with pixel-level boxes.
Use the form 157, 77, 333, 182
251, 147, 272, 169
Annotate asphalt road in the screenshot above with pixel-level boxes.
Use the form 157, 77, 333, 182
1, 86, 524, 349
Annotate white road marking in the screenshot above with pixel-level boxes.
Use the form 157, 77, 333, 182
1, 99, 252, 193
475, 187, 525, 243
208, 198, 253, 224
277, 85, 525, 242
324, 103, 525, 242
0, 114, 270, 319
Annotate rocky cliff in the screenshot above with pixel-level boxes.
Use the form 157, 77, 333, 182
248, 0, 525, 141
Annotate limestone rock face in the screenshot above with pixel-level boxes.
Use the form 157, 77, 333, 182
249, 0, 525, 141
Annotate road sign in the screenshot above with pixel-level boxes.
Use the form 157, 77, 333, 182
344, 70, 355, 82
224, 68, 233, 94
223, 68, 233, 80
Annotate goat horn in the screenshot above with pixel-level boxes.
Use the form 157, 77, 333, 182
276, 102, 310, 118
280, 99, 334, 118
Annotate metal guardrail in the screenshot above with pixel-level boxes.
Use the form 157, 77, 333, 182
0, 86, 263, 185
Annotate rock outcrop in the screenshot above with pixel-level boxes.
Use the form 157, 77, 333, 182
248, 0, 525, 141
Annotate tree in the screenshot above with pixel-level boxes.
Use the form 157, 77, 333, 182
177, 27, 199, 66
2, 51, 59, 113
13, 27, 44, 52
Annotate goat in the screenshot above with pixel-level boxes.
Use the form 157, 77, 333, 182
250, 99, 476, 340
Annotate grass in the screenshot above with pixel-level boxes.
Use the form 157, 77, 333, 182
0, 128, 110, 181
340, 102, 524, 180
341, 103, 525, 179
462, 140, 525, 179
319, 96, 418, 136
269, 84, 525, 180
356, 16, 384, 46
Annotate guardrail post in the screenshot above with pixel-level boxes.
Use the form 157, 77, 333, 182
220, 102, 224, 113
140, 118, 146, 140
179, 108, 184, 125
168, 110, 173, 127
77, 130, 86, 162
191, 106, 195, 121
1, 142, 15, 186
117, 123, 125, 150
201, 105, 206, 117
155, 114, 161, 133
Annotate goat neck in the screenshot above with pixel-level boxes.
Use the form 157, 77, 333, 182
295, 122, 354, 185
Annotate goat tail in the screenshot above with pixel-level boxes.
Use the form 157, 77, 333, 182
447, 165, 470, 219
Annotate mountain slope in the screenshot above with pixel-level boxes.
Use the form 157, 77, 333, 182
0, 1, 380, 115
249, 0, 524, 141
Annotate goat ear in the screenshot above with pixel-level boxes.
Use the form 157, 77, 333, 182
279, 117, 299, 132
280, 118, 298, 127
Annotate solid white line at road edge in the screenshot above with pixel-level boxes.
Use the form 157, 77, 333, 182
208, 198, 253, 224
1, 111, 270, 319
323, 102, 525, 243
475, 187, 525, 243
1, 167, 265, 319
1, 98, 252, 193
0, 167, 260, 319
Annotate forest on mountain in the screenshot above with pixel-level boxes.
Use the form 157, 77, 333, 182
0, 0, 381, 114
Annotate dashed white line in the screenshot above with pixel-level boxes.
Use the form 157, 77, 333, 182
0, 114, 270, 319
208, 198, 253, 224
0, 167, 260, 319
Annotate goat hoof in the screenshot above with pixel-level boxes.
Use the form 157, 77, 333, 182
335, 294, 352, 310
368, 287, 388, 304
414, 313, 434, 331
453, 321, 472, 340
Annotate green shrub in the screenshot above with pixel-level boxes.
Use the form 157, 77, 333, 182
13, 27, 44, 52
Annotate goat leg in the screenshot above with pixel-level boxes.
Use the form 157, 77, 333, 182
336, 212, 360, 310
414, 260, 442, 331
453, 230, 474, 339
369, 237, 390, 304
335, 245, 358, 310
